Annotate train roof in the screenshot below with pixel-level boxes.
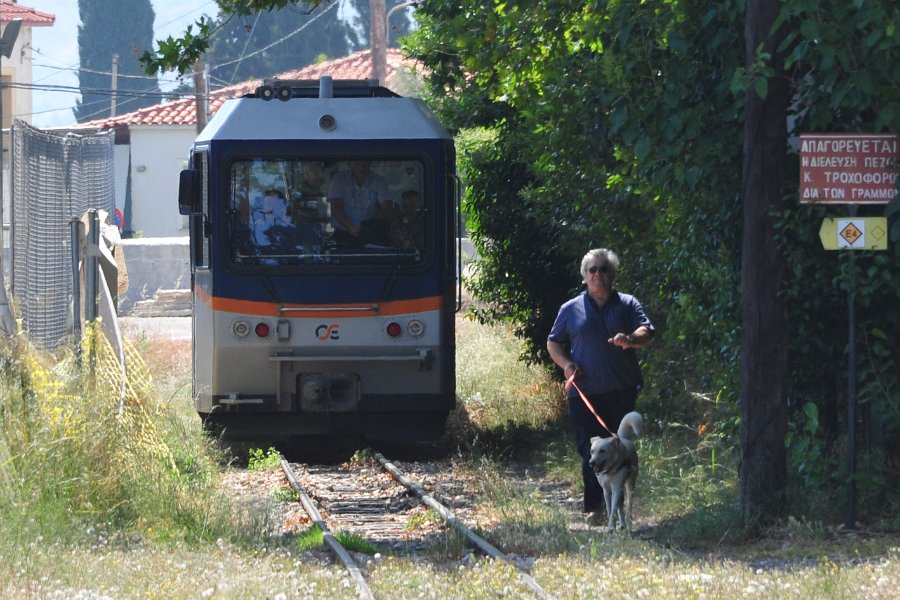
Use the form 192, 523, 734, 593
195, 79, 451, 144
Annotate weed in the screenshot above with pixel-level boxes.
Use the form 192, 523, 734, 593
334, 530, 379, 554
247, 446, 282, 472
287, 525, 325, 552
406, 509, 441, 530
273, 486, 300, 503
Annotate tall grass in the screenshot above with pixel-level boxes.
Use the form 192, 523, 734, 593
453, 314, 565, 452
454, 313, 744, 550
0, 316, 897, 598
0, 326, 256, 561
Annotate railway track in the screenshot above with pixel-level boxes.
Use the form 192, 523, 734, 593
279, 452, 556, 600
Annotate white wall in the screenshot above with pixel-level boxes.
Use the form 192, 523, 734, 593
127, 125, 196, 238
2, 23, 34, 127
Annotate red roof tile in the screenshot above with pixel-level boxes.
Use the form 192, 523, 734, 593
79, 48, 422, 130
1, 0, 55, 27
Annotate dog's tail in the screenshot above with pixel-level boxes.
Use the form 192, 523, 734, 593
617, 411, 644, 441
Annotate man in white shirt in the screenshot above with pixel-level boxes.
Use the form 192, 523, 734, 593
327, 160, 392, 246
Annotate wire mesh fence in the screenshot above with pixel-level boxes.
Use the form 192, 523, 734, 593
10, 120, 115, 348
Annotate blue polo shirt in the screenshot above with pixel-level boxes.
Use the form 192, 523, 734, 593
548, 291, 654, 397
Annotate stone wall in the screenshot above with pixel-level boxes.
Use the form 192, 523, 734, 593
118, 237, 189, 314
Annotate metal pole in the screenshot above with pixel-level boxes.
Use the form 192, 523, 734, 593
86, 210, 99, 323
845, 205, 859, 530
70, 218, 83, 348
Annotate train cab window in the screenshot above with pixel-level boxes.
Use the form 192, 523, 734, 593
227, 158, 428, 267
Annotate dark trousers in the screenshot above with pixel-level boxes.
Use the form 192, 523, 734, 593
567, 388, 637, 513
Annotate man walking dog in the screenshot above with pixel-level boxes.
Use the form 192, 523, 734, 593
547, 248, 654, 526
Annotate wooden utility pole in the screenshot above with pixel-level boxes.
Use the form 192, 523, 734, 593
193, 59, 208, 133
739, 0, 791, 523
370, 0, 387, 85
110, 53, 119, 117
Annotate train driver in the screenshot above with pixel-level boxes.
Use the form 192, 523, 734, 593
327, 160, 393, 247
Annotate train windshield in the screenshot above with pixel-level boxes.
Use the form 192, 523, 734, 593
228, 158, 428, 266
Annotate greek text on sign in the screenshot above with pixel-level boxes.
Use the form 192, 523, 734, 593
799, 133, 898, 204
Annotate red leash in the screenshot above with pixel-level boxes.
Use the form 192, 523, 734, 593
567, 374, 616, 437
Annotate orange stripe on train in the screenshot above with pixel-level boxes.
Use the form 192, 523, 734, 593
195, 287, 445, 317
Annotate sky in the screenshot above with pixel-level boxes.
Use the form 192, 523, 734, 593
28, 0, 220, 128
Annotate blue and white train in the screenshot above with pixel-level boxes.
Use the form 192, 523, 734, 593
178, 77, 457, 443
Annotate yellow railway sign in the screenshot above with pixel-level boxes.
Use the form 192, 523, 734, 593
819, 217, 888, 250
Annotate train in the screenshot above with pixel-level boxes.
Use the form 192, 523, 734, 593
177, 77, 458, 444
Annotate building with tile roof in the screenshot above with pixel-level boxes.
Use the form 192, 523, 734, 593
72, 48, 423, 238
0, 0, 53, 26
80, 48, 420, 132
1, 1, 55, 130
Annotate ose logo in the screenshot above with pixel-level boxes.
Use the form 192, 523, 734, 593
316, 324, 340, 341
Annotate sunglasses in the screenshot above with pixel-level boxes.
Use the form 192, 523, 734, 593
588, 264, 611, 275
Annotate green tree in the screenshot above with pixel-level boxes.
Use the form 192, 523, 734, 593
75, 0, 163, 122
405, 0, 899, 525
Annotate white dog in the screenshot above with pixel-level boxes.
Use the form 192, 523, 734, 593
588, 411, 643, 531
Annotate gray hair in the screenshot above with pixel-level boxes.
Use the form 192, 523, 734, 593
580, 248, 620, 278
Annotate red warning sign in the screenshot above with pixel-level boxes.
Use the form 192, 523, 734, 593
799, 133, 898, 204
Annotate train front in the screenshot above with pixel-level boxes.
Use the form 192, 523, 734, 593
182, 79, 457, 443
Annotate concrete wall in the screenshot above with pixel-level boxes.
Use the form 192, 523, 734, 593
118, 236, 189, 314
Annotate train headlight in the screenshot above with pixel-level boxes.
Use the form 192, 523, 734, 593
385, 322, 403, 338
232, 320, 250, 338
255, 322, 271, 338
319, 114, 336, 132
407, 319, 425, 338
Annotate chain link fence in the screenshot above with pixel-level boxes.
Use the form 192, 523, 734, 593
10, 120, 115, 348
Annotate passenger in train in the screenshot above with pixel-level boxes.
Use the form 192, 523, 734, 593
327, 160, 393, 247
250, 189, 292, 248
290, 161, 328, 222
359, 198, 401, 247
389, 190, 425, 250
288, 161, 329, 250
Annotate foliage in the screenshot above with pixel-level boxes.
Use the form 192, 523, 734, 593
408, 0, 900, 518
247, 446, 283, 471
334, 530, 380, 554
410, 0, 744, 398
75, 0, 163, 122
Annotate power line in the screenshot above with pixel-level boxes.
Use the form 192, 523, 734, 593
22, 0, 350, 123
3, 81, 190, 101
208, 1, 339, 75
32, 56, 186, 85
229, 11, 263, 85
